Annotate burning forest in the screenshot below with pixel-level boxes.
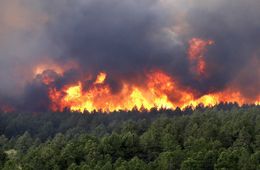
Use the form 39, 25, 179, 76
0, 0, 259, 113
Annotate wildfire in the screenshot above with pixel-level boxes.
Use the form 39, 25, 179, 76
29, 38, 259, 113
34, 64, 64, 76
47, 70, 260, 113
188, 38, 214, 75
49, 71, 177, 112
94, 72, 107, 84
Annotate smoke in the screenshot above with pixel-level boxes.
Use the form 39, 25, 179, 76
0, 0, 50, 97
0, 0, 259, 111
184, 0, 260, 96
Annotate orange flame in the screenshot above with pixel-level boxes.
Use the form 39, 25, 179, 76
47, 70, 260, 113
188, 38, 214, 75
94, 72, 107, 84
49, 71, 176, 112
33, 38, 259, 113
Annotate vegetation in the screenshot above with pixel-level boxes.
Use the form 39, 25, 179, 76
0, 103, 259, 169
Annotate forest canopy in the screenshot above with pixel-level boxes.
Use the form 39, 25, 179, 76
0, 104, 260, 169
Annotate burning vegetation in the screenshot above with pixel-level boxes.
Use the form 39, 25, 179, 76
19, 38, 257, 113
44, 70, 259, 113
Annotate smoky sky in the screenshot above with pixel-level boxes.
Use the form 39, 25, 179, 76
0, 0, 259, 110
46, 0, 260, 96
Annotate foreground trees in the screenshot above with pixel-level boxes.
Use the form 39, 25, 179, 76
0, 104, 259, 169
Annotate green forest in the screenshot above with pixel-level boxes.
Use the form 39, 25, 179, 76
0, 104, 260, 170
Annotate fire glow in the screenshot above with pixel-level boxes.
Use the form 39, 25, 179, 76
28, 38, 260, 113
188, 38, 214, 76
46, 70, 259, 113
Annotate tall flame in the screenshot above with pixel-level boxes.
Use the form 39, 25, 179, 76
49, 71, 178, 112
31, 38, 259, 113
48, 70, 260, 113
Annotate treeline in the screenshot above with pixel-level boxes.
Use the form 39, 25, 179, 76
0, 103, 260, 169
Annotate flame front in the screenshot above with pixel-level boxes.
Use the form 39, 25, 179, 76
49, 71, 177, 112
33, 38, 259, 113
48, 70, 260, 113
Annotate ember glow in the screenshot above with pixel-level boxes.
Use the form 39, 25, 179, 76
0, 104, 15, 113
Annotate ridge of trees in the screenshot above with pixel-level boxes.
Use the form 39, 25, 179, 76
0, 103, 259, 169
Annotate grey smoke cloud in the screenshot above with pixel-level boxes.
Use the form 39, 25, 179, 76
0, 0, 50, 97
